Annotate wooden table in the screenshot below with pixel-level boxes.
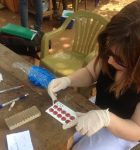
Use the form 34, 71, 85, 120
0, 44, 98, 150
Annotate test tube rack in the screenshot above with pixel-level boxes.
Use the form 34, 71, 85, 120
5, 106, 41, 130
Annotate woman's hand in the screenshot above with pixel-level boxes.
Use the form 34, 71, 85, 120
48, 77, 71, 101
63, 109, 110, 136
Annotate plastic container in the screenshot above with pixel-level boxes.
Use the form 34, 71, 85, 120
61, 10, 74, 29
42, 1, 49, 12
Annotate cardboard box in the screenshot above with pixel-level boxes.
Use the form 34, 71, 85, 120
3, 0, 19, 13
61, 10, 74, 29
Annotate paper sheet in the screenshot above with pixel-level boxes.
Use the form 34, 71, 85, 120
6, 130, 34, 150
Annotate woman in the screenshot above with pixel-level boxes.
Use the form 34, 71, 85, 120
48, 1, 140, 149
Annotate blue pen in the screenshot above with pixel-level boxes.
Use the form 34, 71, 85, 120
0, 94, 29, 109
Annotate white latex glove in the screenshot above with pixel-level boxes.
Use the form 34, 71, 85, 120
63, 109, 110, 136
48, 77, 71, 101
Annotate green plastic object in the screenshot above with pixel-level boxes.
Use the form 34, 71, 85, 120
40, 11, 108, 77
40, 10, 108, 97
1, 23, 37, 40
65, 12, 73, 16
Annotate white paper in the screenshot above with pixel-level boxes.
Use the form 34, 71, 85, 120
6, 130, 34, 150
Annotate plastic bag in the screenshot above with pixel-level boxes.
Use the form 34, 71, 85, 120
28, 66, 56, 88
12, 62, 31, 74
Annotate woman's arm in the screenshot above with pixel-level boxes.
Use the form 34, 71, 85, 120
68, 57, 101, 87
108, 102, 140, 141
47, 57, 101, 100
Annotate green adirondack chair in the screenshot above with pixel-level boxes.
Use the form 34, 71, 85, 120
40, 10, 108, 78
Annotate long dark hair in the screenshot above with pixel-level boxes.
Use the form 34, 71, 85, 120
95, 1, 140, 98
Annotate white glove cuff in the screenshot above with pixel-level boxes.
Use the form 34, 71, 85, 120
62, 77, 71, 86
94, 109, 110, 127
104, 109, 110, 126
